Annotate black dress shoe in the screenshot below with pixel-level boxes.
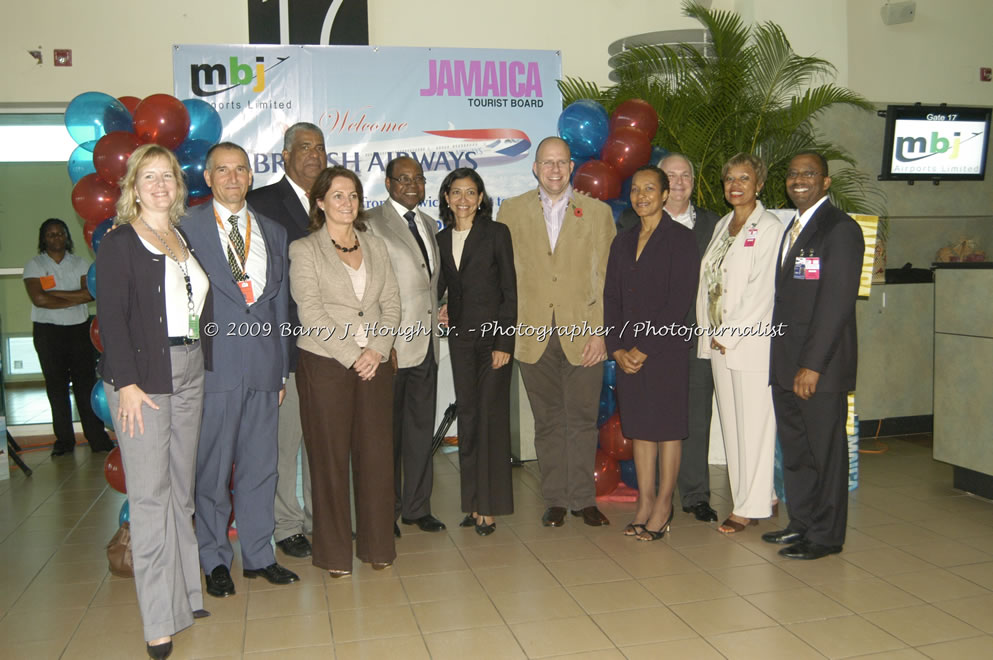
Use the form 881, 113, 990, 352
394, 522, 402, 538
761, 528, 805, 545
459, 514, 477, 527
779, 540, 843, 560
193, 609, 211, 619
50, 445, 74, 457
276, 533, 312, 558
243, 562, 299, 585
682, 501, 719, 523
571, 506, 610, 526
401, 514, 447, 532
146, 640, 173, 659
204, 565, 235, 598
542, 506, 567, 527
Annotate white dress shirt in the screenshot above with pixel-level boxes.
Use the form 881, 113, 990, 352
213, 200, 268, 301
781, 195, 829, 265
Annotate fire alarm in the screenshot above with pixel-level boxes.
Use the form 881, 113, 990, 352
54, 49, 72, 67
981, 68, 992, 82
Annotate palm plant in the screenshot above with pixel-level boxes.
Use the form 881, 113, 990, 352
559, 1, 887, 219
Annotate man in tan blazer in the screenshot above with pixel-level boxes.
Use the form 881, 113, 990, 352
366, 156, 445, 534
497, 137, 616, 527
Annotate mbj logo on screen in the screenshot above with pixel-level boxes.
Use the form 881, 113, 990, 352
895, 129, 963, 161
190, 56, 289, 97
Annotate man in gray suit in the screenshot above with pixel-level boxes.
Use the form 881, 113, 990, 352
618, 153, 721, 523
246, 122, 326, 559
183, 142, 299, 597
366, 156, 445, 534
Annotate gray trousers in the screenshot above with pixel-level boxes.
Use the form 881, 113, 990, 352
105, 344, 204, 642
274, 375, 313, 541
519, 331, 603, 510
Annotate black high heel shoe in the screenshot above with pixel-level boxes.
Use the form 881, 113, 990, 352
475, 519, 496, 536
146, 640, 173, 659
637, 508, 674, 542
459, 514, 477, 528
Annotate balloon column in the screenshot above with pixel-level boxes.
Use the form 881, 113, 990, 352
557, 98, 664, 222
592, 359, 637, 497
64, 90, 223, 246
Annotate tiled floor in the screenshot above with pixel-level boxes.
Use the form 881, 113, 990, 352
4, 382, 80, 426
1, 434, 992, 659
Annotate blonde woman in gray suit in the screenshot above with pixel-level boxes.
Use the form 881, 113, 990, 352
290, 166, 401, 577
696, 153, 784, 534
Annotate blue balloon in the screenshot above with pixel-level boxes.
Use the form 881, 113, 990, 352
607, 198, 630, 222
68, 141, 98, 184
650, 145, 670, 166
182, 99, 223, 145
90, 380, 114, 428
603, 359, 617, 388
64, 92, 133, 147
619, 459, 638, 490
597, 384, 616, 428
176, 138, 212, 198
621, 176, 634, 202
558, 100, 609, 160
86, 263, 97, 298
91, 218, 114, 254
118, 500, 130, 526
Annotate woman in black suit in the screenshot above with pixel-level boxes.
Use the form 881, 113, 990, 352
437, 168, 517, 535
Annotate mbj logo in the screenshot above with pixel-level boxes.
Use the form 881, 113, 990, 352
190, 56, 289, 97
896, 131, 963, 162
419, 59, 543, 98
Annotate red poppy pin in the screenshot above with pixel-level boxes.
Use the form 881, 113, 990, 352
574, 207, 583, 218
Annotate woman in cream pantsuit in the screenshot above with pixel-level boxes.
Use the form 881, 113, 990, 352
290, 166, 401, 577
696, 153, 785, 533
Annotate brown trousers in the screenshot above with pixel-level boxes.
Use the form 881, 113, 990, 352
297, 349, 396, 571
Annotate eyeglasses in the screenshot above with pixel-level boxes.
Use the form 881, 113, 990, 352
389, 175, 427, 186
537, 159, 570, 170
786, 170, 823, 180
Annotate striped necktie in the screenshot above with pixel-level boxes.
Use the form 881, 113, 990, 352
227, 215, 246, 280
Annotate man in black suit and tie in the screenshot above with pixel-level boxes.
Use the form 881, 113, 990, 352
762, 151, 864, 560
183, 142, 299, 596
245, 122, 327, 559
618, 153, 721, 523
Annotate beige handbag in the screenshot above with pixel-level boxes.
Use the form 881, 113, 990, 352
107, 522, 135, 578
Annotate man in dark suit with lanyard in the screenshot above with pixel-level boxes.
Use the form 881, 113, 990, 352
246, 122, 327, 559
618, 153, 721, 523
762, 151, 863, 560
184, 142, 299, 596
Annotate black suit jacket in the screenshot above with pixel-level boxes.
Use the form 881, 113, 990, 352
246, 176, 310, 370
770, 199, 864, 392
436, 217, 517, 354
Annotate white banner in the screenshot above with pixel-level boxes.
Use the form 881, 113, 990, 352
173, 45, 563, 225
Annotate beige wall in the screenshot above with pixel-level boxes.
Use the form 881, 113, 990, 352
847, 0, 993, 106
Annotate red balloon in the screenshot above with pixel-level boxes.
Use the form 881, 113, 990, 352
601, 127, 652, 180
90, 317, 103, 353
93, 131, 142, 186
118, 95, 141, 114
598, 413, 633, 461
594, 449, 621, 497
83, 217, 102, 247
104, 447, 127, 493
573, 160, 622, 201
72, 174, 120, 224
610, 99, 659, 141
133, 94, 190, 150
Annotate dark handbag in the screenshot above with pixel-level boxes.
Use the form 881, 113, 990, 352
107, 522, 135, 578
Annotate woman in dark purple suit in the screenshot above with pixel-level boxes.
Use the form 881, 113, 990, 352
604, 165, 700, 541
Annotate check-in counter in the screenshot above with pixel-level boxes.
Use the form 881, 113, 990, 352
933, 263, 993, 498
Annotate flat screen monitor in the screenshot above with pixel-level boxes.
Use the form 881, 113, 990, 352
879, 104, 991, 182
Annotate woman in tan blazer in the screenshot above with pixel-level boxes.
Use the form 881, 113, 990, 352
695, 153, 785, 533
290, 166, 401, 576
